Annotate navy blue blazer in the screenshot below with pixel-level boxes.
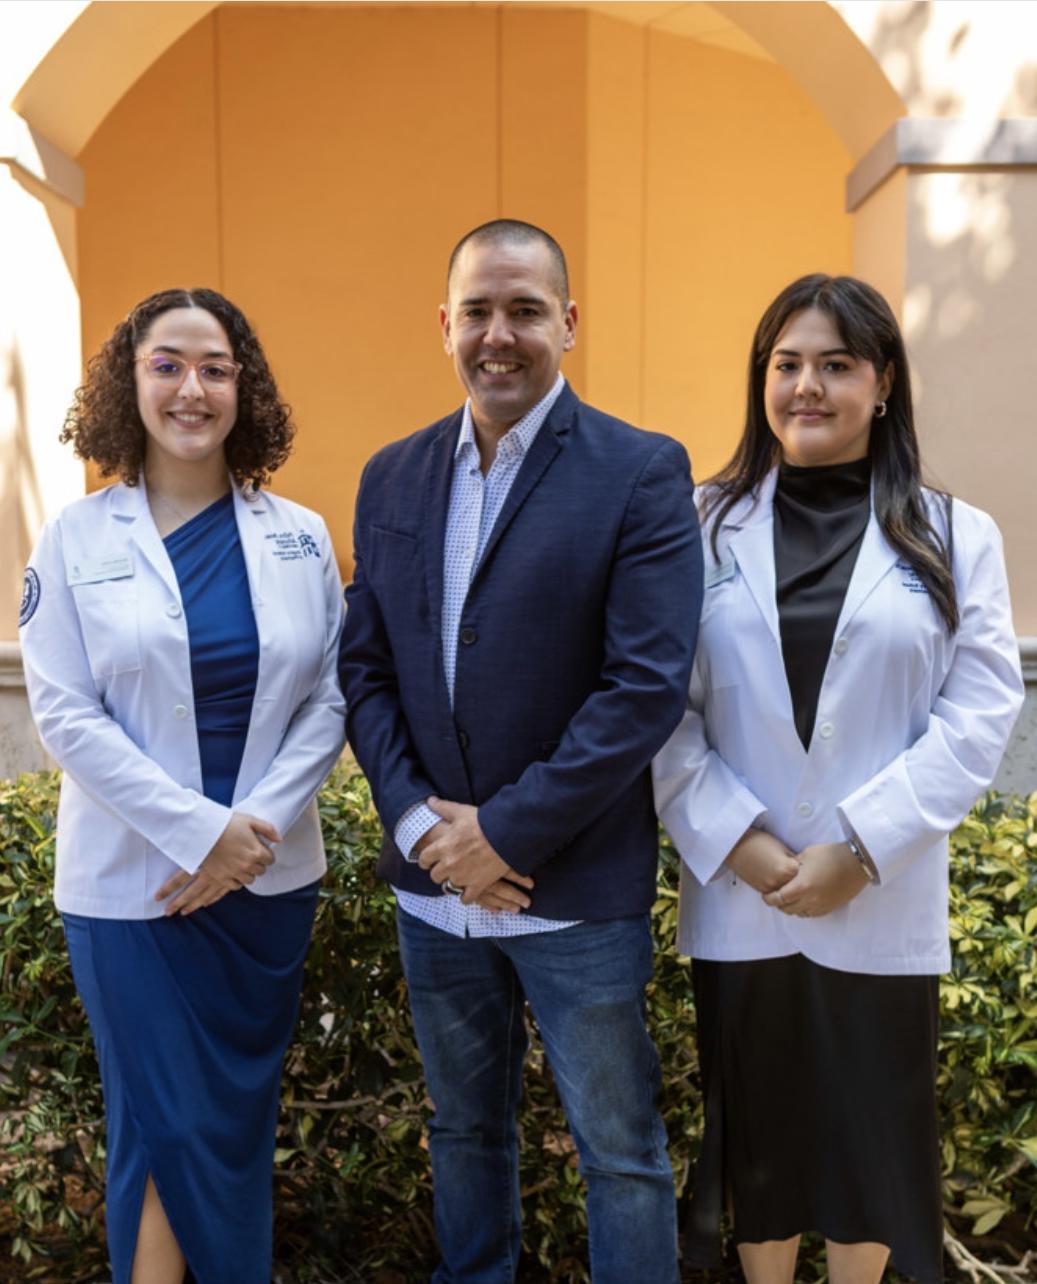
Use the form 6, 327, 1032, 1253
339, 384, 704, 920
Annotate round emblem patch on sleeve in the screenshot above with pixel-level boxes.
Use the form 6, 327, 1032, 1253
19, 568, 41, 627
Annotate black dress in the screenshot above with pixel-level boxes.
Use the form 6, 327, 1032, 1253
685, 460, 944, 1283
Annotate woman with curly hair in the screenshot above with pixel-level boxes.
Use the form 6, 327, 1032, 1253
653, 275, 1022, 1284
20, 288, 345, 1283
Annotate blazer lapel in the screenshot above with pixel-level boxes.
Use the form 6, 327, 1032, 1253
469, 386, 573, 586
422, 412, 462, 644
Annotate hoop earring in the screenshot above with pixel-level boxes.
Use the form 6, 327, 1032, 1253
874, 401, 888, 419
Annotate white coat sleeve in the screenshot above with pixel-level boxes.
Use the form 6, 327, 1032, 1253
20, 520, 231, 874
232, 520, 346, 835
653, 658, 768, 886
837, 511, 1024, 883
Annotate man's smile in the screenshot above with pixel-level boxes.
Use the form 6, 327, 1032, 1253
480, 360, 523, 374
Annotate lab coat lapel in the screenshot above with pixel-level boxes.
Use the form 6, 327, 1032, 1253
232, 485, 270, 606
231, 487, 276, 799
833, 508, 899, 636
723, 472, 781, 647
110, 482, 180, 598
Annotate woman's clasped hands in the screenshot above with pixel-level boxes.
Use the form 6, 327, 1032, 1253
156, 812, 280, 916
725, 827, 871, 918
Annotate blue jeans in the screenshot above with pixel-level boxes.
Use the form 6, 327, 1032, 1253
396, 908, 679, 1284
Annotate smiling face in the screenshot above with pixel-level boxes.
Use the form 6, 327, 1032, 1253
764, 307, 893, 467
439, 238, 577, 440
134, 307, 238, 473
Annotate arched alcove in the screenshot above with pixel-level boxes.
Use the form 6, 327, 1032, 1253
7, 2, 903, 567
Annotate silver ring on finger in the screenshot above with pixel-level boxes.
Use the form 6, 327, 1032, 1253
443, 878, 464, 896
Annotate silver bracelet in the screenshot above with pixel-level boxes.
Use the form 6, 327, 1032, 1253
846, 835, 878, 884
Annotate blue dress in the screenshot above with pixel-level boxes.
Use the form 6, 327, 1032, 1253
63, 494, 317, 1284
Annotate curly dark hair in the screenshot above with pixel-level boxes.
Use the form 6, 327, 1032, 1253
60, 287, 295, 488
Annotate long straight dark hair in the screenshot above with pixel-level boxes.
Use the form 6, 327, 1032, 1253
705, 274, 958, 632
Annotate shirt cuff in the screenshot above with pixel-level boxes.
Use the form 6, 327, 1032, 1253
395, 802, 441, 862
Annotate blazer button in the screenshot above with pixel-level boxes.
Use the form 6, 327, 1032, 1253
457, 730, 470, 749
173, 704, 189, 720
460, 627, 477, 645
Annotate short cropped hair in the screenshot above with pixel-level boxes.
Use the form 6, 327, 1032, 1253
447, 219, 570, 305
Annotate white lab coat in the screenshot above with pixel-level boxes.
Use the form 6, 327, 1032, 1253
20, 481, 346, 918
653, 470, 1023, 975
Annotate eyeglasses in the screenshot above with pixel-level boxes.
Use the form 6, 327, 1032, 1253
137, 352, 242, 389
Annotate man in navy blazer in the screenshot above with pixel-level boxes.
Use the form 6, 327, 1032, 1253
339, 220, 703, 1282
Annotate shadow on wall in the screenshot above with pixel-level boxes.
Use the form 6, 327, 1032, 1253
867, 1, 953, 115
866, 3, 1037, 118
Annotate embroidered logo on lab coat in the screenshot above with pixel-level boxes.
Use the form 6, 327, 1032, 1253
266, 531, 321, 562
896, 560, 929, 594
19, 568, 41, 626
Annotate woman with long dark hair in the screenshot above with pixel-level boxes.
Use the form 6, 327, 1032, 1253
20, 288, 345, 1283
654, 275, 1022, 1283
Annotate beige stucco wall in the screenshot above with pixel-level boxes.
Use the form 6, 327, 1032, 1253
904, 169, 1037, 636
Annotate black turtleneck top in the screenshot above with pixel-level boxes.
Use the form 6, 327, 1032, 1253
774, 457, 871, 750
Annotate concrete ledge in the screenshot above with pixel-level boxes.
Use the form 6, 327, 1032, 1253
0, 640, 28, 689
1020, 636, 1037, 683
0, 639, 1034, 789
998, 636, 1037, 796
0, 111, 84, 207
847, 118, 1037, 211
0, 641, 50, 777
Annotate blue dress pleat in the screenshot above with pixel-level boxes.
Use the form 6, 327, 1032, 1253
63, 495, 317, 1283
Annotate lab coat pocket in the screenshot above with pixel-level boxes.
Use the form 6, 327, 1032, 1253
72, 582, 142, 677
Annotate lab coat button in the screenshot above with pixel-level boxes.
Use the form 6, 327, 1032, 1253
173, 704, 189, 720
796, 801, 813, 818
834, 637, 848, 655
818, 721, 834, 739
166, 603, 182, 618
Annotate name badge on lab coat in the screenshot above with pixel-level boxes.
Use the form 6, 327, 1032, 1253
67, 555, 135, 586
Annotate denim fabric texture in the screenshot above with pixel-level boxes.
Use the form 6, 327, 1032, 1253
397, 907, 680, 1284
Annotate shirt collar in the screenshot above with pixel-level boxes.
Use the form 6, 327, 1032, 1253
455, 374, 566, 461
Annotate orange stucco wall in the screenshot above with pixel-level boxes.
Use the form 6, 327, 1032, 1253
77, 4, 851, 563
639, 25, 851, 476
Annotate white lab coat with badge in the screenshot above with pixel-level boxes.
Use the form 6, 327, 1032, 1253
653, 469, 1023, 975
20, 481, 346, 919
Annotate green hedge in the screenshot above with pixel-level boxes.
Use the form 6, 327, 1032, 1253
1, 767, 1034, 1281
